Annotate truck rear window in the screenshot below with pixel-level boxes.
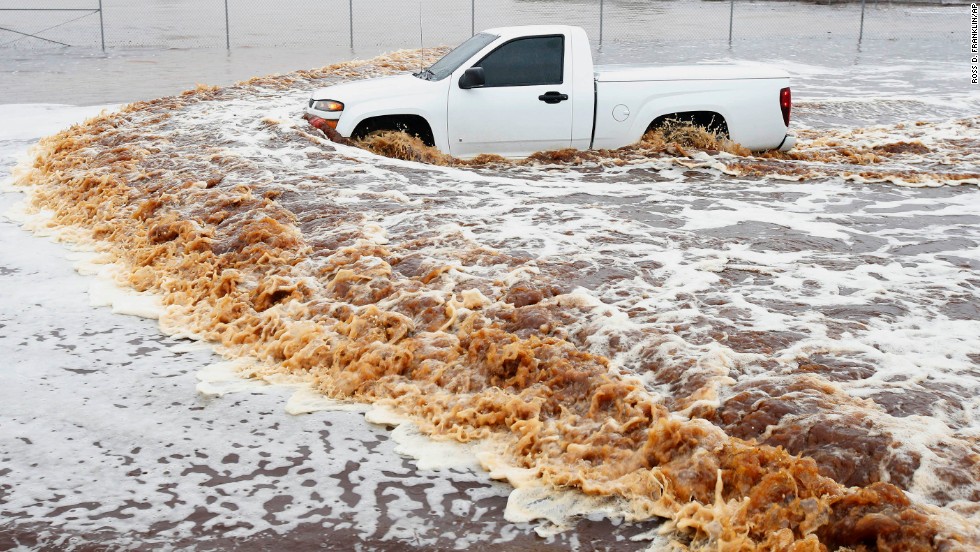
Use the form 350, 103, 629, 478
476, 35, 564, 87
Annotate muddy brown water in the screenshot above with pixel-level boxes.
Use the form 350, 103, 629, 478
2, 49, 980, 550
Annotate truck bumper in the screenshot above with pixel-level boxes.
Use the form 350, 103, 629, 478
306, 115, 338, 131
777, 133, 797, 152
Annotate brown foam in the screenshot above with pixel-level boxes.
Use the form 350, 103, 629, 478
14, 51, 979, 551
315, 120, 750, 166
314, 101, 978, 189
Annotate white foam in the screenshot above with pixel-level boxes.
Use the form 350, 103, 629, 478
195, 358, 270, 396
85, 264, 164, 319
0, 103, 119, 141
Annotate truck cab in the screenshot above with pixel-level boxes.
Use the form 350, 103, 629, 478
440, 26, 595, 157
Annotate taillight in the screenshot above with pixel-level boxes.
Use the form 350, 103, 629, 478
780, 87, 791, 127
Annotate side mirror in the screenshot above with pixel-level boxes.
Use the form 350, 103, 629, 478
458, 67, 485, 89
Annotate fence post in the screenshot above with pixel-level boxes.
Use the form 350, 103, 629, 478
98, 0, 105, 51
728, 0, 734, 44
349, 0, 353, 48
471, 0, 474, 36
224, 0, 230, 49
599, 0, 604, 45
858, 0, 866, 43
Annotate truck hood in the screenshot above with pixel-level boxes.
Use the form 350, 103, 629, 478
595, 64, 789, 82
309, 73, 434, 103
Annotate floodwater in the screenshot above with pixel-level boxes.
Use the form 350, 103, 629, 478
1, 2, 979, 550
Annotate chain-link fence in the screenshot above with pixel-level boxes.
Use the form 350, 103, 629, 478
0, 1, 104, 49
0, 0, 967, 50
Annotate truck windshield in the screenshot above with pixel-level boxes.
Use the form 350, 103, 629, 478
418, 32, 498, 81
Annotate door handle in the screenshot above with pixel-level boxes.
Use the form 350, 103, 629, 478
538, 91, 569, 104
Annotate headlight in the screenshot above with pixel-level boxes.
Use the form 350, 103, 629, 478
311, 100, 344, 112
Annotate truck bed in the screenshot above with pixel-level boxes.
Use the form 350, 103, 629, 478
595, 64, 790, 83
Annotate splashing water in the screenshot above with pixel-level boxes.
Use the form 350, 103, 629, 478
7, 49, 980, 550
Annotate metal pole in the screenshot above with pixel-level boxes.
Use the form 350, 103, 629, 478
224, 0, 230, 49
471, 0, 474, 36
858, 0, 866, 43
98, 0, 104, 51
728, 0, 734, 44
599, 0, 603, 45
349, 0, 353, 48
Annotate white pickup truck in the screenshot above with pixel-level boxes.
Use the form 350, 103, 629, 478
306, 25, 796, 158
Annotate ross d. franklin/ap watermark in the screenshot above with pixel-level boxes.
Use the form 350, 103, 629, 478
973, 3, 978, 83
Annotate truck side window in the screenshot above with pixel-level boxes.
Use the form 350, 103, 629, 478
475, 35, 564, 87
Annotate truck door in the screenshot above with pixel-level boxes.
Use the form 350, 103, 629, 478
447, 35, 572, 158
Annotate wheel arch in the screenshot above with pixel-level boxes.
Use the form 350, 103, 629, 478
350, 114, 436, 147
646, 111, 730, 138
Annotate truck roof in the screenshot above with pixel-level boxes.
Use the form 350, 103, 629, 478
480, 25, 588, 41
